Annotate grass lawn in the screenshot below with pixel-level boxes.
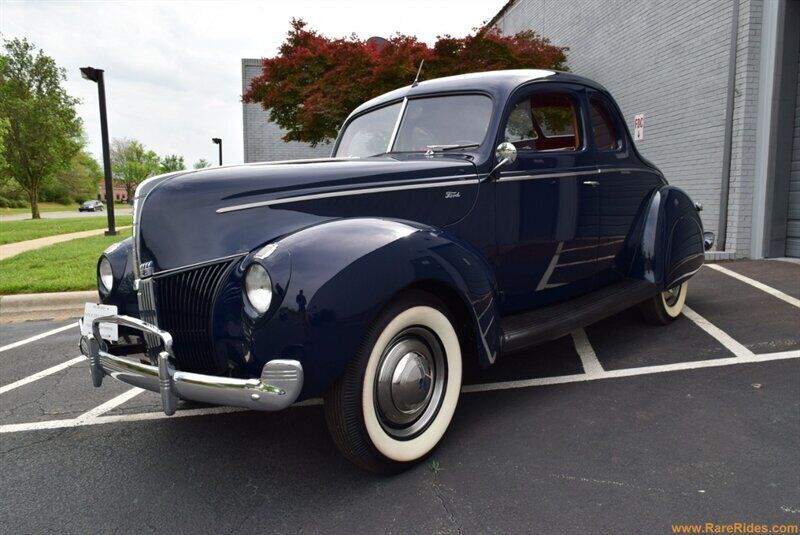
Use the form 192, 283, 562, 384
0, 215, 133, 245
0, 228, 132, 294
0, 202, 81, 216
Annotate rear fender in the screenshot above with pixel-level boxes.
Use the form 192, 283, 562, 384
630, 186, 705, 290
245, 218, 500, 399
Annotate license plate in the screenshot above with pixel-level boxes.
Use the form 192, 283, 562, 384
81, 303, 119, 342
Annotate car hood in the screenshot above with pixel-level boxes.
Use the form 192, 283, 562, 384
137, 156, 478, 273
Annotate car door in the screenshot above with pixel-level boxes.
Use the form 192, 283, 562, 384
589, 90, 664, 284
494, 83, 601, 314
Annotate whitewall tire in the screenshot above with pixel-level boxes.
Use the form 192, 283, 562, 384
324, 291, 462, 473
640, 281, 688, 325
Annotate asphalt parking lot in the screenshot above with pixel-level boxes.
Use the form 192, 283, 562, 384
1, 260, 798, 534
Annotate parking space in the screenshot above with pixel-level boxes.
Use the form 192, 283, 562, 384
686, 267, 800, 354
1, 260, 798, 533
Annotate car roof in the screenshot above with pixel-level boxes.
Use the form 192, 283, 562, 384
348, 69, 609, 117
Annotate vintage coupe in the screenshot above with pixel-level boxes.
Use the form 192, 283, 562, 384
81, 70, 712, 473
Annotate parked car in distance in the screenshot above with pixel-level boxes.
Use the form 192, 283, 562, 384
80, 70, 713, 473
79, 200, 104, 212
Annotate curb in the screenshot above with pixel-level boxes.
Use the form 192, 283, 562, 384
0, 290, 97, 323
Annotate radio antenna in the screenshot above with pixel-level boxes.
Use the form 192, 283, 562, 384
411, 59, 424, 87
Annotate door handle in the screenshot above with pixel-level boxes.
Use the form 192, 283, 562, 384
582, 180, 600, 187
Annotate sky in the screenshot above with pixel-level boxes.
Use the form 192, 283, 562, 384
1, 0, 508, 167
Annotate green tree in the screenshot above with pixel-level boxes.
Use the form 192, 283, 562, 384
159, 154, 185, 173
0, 38, 83, 218
193, 158, 211, 169
44, 150, 103, 204
111, 138, 160, 200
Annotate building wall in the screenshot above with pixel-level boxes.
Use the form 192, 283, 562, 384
786, 15, 800, 257
241, 59, 332, 163
493, 0, 761, 257
725, 0, 762, 257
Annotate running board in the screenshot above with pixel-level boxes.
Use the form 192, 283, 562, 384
500, 279, 656, 355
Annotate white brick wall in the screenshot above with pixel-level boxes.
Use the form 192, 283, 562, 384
242, 59, 332, 163
494, 0, 763, 257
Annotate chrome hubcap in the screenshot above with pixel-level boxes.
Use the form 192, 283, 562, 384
390, 352, 433, 414
375, 327, 446, 439
663, 284, 682, 307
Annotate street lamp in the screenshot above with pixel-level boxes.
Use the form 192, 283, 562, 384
80, 66, 117, 236
212, 137, 222, 166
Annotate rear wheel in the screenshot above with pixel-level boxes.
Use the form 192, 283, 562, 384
640, 281, 688, 325
324, 291, 462, 474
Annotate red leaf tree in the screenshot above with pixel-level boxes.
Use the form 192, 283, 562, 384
244, 19, 568, 146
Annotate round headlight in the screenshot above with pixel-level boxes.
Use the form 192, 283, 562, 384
98, 257, 114, 292
245, 263, 273, 315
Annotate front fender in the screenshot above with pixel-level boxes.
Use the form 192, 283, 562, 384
630, 186, 705, 290
98, 237, 139, 317
245, 218, 500, 400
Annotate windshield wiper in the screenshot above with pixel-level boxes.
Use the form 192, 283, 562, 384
425, 144, 479, 154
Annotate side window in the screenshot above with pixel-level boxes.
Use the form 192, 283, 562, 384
504, 92, 581, 152
589, 97, 620, 151
504, 99, 537, 150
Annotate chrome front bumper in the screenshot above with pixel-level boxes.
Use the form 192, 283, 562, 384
80, 315, 303, 415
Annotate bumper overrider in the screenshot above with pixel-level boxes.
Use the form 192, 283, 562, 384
79, 314, 303, 415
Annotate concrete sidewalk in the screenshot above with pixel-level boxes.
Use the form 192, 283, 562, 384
0, 226, 131, 261
0, 208, 131, 222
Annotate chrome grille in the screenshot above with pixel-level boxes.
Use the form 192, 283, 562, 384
137, 278, 161, 360
151, 259, 236, 374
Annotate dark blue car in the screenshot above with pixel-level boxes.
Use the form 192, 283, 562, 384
81, 69, 711, 473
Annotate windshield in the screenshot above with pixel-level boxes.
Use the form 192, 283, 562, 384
334, 94, 493, 157
335, 102, 402, 158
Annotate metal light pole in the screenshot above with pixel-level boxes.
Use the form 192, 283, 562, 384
81, 66, 117, 236
212, 137, 222, 166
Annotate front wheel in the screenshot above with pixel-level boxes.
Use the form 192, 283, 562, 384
324, 291, 462, 474
640, 281, 688, 325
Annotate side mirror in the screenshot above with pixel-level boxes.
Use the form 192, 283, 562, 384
490, 142, 517, 178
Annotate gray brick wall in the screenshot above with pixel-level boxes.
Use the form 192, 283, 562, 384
242, 59, 332, 163
494, 0, 762, 257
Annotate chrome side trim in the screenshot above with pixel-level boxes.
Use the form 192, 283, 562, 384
84, 314, 303, 415
496, 166, 663, 184
536, 241, 563, 291
216, 178, 481, 214
497, 169, 599, 183
598, 167, 664, 177
556, 254, 617, 267
560, 239, 625, 253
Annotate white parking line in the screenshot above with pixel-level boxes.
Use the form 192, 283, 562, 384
0, 355, 85, 395
462, 349, 799, 393
571, 328, 604, 375
0, 322, 78, 353
2, 349, 797, 434
682, 306, 753, 358
706, 263, 800, 309
75, 388, 143, 421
